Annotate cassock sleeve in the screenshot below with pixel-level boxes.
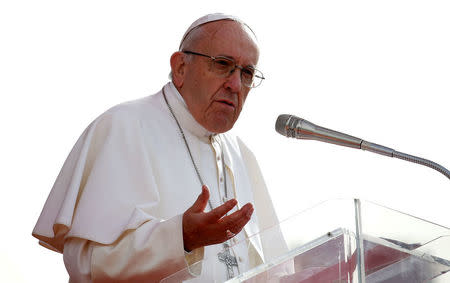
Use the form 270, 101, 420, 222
33, 104, 203, 282
63, 215, 204, 282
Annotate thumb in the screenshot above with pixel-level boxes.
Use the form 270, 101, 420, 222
189, 185, 210, 213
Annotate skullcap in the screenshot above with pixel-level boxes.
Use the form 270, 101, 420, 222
179, 13, 256, 50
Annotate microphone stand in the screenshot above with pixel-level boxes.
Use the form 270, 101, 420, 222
361, 141, 450, 180
276, 115, 450, 180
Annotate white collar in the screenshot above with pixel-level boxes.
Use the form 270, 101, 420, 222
164, 82, 216, 143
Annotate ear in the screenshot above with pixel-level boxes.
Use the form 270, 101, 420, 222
170, 51, 186, 88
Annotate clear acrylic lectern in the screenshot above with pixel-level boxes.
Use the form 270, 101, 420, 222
162, 199, 450, 282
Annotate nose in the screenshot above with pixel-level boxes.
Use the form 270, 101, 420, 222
224, 68, 242, 92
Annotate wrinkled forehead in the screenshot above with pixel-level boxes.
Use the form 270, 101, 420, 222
180, 20, 259, 66
206, 20, 257, 46
204, 21, 259, 63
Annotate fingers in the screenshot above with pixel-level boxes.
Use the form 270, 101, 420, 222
219, 203, 254, 234
183, 199, 254, 250
189, 185, 210, 213
205, 198, 238, 222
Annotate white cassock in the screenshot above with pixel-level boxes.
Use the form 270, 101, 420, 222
33, 82, 290, 282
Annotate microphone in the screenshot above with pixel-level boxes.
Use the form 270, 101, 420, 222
275, 114, 450, 179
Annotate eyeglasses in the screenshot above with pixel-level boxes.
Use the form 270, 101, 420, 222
182, 50, 265, 88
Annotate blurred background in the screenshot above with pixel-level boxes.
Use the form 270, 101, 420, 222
1, 1, 449, 281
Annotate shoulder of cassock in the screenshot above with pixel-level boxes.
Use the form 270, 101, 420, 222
32, 93, 169, 253
32, 88, 281, 256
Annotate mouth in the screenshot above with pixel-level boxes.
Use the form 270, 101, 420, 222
216, 99, 236, 108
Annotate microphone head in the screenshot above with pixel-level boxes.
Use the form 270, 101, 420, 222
275, 114, 294, 136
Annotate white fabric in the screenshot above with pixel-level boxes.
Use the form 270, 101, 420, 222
63, 214, 194, 282
33, 82, 286, 282
179, 13, 256, 50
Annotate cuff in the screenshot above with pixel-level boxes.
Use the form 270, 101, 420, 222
184, 246, 204, 277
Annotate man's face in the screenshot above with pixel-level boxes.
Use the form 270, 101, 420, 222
176, 21, 259, 133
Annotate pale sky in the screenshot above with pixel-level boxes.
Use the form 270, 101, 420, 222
1, 1, 449, 282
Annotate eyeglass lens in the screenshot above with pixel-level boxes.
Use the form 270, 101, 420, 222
211, 57, 263, 88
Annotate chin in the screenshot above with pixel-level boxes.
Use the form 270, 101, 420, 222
209, 124, 233, 134
204, 112, 237, 133
207, 119, 235, 133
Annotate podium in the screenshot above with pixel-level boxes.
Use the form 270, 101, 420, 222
162, 199, 450, 282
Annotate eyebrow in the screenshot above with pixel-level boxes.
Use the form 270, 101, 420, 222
216, 54, 257, 68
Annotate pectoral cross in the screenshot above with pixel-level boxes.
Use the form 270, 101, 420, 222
217, 243, 238, 280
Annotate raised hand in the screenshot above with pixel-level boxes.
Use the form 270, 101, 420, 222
182, 185, 254, 252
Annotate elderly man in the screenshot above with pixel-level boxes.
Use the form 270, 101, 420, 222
33, 13, 288, 282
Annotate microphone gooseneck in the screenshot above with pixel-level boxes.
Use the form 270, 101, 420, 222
275, 114, 450, 180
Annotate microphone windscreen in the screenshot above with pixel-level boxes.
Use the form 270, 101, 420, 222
275, 114, 292, 136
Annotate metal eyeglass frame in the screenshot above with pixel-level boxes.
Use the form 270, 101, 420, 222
182, 50, 265, 88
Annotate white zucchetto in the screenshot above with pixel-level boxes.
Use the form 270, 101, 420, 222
179, 13, 256, 50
